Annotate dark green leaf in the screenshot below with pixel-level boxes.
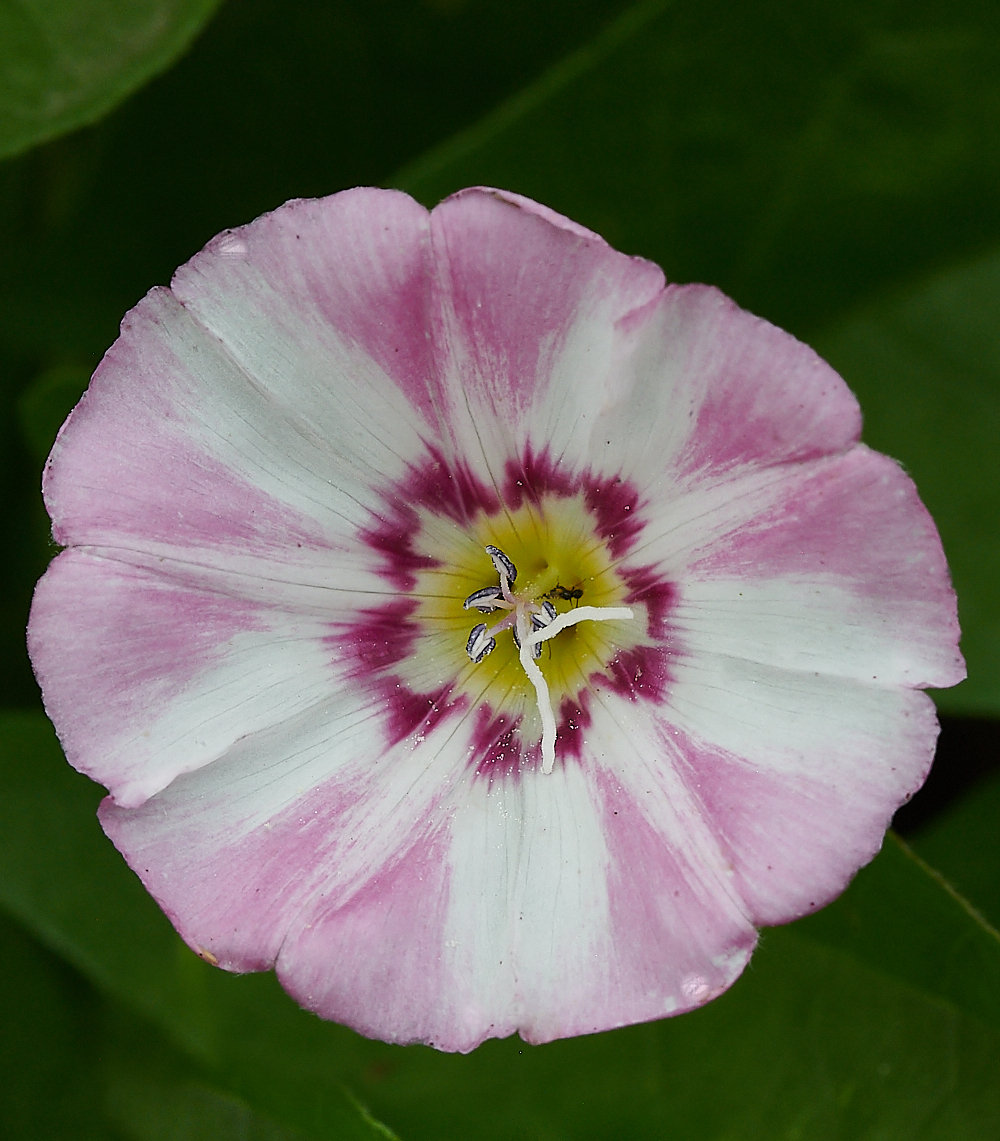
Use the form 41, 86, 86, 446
0, 907, 313, 1141
794, 832, 1000, 1034
0, 909, 122, 1139
911, 770, 1000, 933
18, 363, 91, 464
0, 374, 51, 707
108, 1078, 305, 1141
104, 1009, 310, 1141
395, 0, 1000, 339
3, 710, 999, 1139
0, 0, 224, 161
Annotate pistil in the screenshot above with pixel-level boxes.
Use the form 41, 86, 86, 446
464, 545, 633, 774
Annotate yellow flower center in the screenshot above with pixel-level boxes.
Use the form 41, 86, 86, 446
403, 492, 640, 771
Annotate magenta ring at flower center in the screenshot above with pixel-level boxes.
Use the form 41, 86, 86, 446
337, 445, 677, 780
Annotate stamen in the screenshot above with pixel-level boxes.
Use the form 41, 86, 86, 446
463, 586, 504, 612
527, 604, 556, 660
521, 606, 634, 775
536, 600, 557, 625
485, 545, 517, 589
466, 623, 496, 663
484, 612, 516, 639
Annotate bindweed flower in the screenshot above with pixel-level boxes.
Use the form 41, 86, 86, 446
29, 187, 963, 1052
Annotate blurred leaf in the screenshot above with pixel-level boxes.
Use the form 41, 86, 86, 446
3, 710, 999, 1139
811, 251, 1000, 715
0, 0, 636, 362
104, 1007, 310, 1141
794, 832, 1000, 1033
0, 908, 312, 1141
0, 711, 397, 1140
0, 0, 224, 161
108, 1078, 306, 1141
395, 0, 1000, 337
911, 770, 1000, 933
0, 909, 121, 1139
18, 362, 91, 464
0, 368, 52, 708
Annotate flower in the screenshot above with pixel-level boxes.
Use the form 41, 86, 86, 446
28, 187, 963, 1052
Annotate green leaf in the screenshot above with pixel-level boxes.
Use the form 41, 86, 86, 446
0, 712, 396, 1141
911, 771, 1000, 933
4, 709, 1000, 1139
18, 362, 91, 464
0, 0, 224, 161
104, 1005, 311, 1141
394, 0, 1000, 338
0, 909, 120, 1139
108, 1076, 306, 1141
794, 832, 1000, 1035
0, 907, 313, 1141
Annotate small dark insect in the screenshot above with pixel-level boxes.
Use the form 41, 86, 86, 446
545, 583, 584, 605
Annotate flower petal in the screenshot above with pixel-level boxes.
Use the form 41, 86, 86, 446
276, 760, 618, 1050
594, 283, 863, 494
99, 690, 469, 973
661, 653, 941, 924
651, 445, 964, 688
673, 574, 956, 688
30, 550, 358, 806
45, 288, 424, 569
171, 188, 450, 436
101, 699, 757, 1051
426, 188, 666, 482
279, 749, 753, 1051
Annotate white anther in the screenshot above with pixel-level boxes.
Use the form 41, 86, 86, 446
463, 586, 504, 612
535, 600, 557, 626
466, 623, 496, 663
485, 545, 517, 590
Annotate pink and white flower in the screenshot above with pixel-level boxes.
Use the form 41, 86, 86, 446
28, 187, 963, 1052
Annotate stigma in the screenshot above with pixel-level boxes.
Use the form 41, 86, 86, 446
463, 545, 633, 775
